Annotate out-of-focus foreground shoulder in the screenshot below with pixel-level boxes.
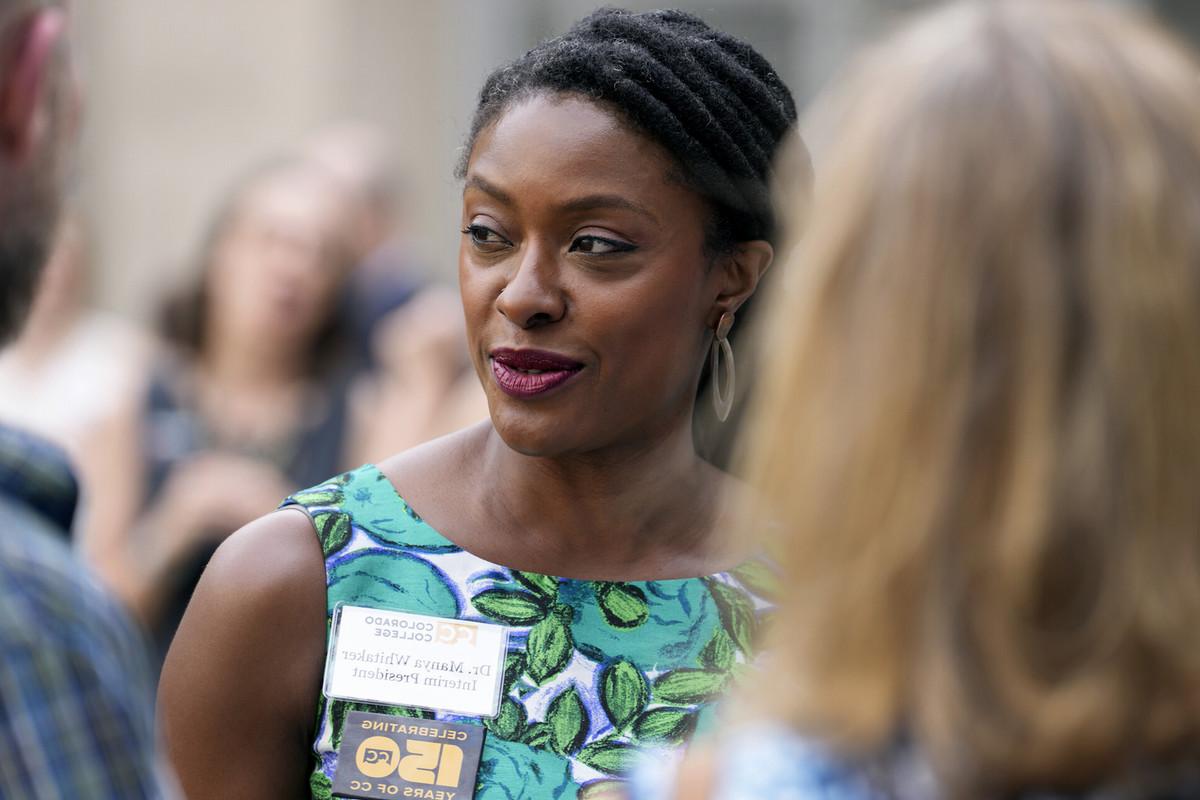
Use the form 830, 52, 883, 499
159, 508, 326, 799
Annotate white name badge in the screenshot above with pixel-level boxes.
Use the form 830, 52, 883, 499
324, 605, 509, 718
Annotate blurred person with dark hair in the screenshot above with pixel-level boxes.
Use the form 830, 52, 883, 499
79, 156, 359, 659
636, 1, 1200, 799
0, 0, 171, 795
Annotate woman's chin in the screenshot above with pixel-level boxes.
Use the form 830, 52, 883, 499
488, 409, 586, 459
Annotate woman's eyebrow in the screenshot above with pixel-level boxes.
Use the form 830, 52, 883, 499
559, 194, 659, 224
466, 175, 660, 225
464, 174, 513, 204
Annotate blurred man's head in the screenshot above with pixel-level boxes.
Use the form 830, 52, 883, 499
0, 0, 72, 344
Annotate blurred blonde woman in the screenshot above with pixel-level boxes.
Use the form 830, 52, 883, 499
636, 1, 1200, 798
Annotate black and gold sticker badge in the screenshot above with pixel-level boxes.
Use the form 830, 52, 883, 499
334, 711, 485, 800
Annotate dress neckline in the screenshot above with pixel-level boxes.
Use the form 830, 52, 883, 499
362, 462, 764, 587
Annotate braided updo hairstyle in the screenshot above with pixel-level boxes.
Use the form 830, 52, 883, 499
457, 7, 800, 254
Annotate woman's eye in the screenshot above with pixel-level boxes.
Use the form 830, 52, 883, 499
461, 224, 511, 249
569, 235, 636, 255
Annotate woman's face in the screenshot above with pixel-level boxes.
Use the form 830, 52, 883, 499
460, 94, 726, 458
207, 167, 349, 351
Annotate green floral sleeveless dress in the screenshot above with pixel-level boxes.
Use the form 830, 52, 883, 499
283, 465, 775, 800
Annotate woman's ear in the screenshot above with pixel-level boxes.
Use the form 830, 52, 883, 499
708, 240, 773, 327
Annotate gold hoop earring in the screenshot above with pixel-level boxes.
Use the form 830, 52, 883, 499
711, 311, 735, 423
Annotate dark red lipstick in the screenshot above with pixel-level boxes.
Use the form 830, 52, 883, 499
489, 348, 584, 398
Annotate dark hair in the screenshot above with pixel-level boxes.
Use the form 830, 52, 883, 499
158, 156, 353, 378
456, 7, 799, 253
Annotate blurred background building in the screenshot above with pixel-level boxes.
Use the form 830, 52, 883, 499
71, 0, 1186, 320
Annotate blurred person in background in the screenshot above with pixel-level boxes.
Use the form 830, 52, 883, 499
346, 284, 489, 463
79, 155, 359, 660
0, 0, 170, 795
304, 121, 426, 371
306, 122, 489, 464
636, 1, 1200, 798
0, 215, 150, 467
160, 9, 801, 798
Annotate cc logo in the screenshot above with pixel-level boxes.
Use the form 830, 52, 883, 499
355, 736, 402, 778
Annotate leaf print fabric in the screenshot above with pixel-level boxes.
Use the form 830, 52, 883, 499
282, 465, 774, 799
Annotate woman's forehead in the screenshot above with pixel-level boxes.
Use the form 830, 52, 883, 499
463, 94, 688, 214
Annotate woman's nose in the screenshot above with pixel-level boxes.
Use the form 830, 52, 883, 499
495, 245, 566, 329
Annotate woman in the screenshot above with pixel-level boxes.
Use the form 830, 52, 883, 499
79, 156, 358, 656
160, 9, 802, 800
640, 1, 1200, 798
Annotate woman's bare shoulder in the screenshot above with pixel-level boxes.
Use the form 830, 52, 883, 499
161, 507, 328, 695
159, 509, 327, 797
234, 504, 320, 570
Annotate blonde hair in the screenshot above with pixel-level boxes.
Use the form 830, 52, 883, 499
745, 0, 1200, 793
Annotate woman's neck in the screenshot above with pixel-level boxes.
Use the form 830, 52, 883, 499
471, 417, 734, 580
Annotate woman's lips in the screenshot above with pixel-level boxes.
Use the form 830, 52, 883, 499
489, 348, 583, 398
